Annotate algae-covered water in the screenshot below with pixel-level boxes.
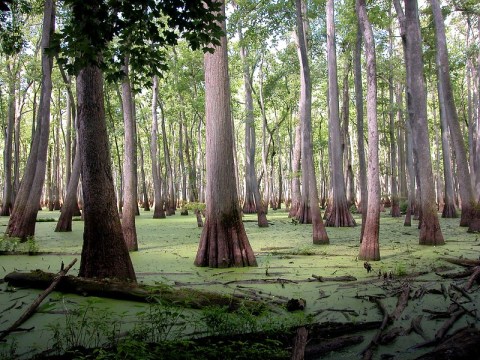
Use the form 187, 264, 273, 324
0, 209, 479, 359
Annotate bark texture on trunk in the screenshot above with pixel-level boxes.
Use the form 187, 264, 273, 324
405, 0, 444, 245
238, 23, 268, 227
77, 64, 136, 281
6, 0, 55, 240
288, 124, 302, 218
194, 1, 257, 268
295, 0, 328, 244
430, 0, 477, 230
357, 0, 380, 261
354, 22, 368, 239
121, 55, 138, 251
1, 63, 16, 216
55, 134, 81, 232
151, 76, 166, 219
325, 0, 355, 228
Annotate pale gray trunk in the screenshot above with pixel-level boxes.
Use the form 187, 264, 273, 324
150, 76, 165, 218
295, 0, 328, 243
325, 0, 355, 227
357, 0, 380, 261
1, 63, 16, 216
354, 21, 367, 234
437, 79, 458, 218
6, 0, 55, 239
288, 124, 302, 217
121, 54, 138, 251
405, 0, 444, 244
430, 0, 476, 229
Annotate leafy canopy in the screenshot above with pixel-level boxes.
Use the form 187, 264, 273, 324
51, 0, 224, 83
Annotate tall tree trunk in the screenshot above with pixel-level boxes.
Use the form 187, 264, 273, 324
1, 63, 16, 216
138, 140, 150, 211
77, 63, 136, 281
389, 16, 400, 217
55, 132, 81, 232
396, 86, 408, 204
120, 54, 138, 251
341, 59, 355, 209
430, 0, 478, 231
357, 0, 380, 261
295, 0, 329, 244
354, 21, 368, 238
53, 95, 62, 210
185, 119, 197, 202
437, 80, 458, 218
288, 124, 302, 218
325, 0, 355, 227
6, 0, 55, 240
475, 17, 480, 198
160, 101, 175, 215
194, 0, 257, 268
150, 76, 165, 218
178, 117, 187, 205
405, 0, 444, 245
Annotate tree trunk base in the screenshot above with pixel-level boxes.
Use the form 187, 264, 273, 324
194, 218, 257, 268
441, 203, 458, 218
296, 202, 312, 224
419, 211, 444, 246
325, 203, 356, 227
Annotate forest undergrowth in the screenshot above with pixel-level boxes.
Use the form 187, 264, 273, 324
0, 208, 479, 359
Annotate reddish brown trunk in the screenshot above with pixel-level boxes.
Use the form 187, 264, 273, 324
77, 63, 136, 282
194, 0, 257, 268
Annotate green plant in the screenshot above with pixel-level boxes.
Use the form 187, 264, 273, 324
133, 297, 188, 343
394, 263, 407, 276
399, 201, 408, 214
0, 237, 19, 252
26, 237, 39, 253
35, 218, 57, 222
0, 338, 18, 359
47, 298, 123, 354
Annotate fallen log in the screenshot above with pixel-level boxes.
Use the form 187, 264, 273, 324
414, 326, 480, 360
0, 259, 77, 341
390, 284, 410, 321
4, 269, 262, 311
304, 334, 364, 359
414, 309, 466, 348
408, 315, 429, 341
311, 274, 357, 282
360, 297, 390, 360
440, 257, 480, 267
435, 268, 474, 279
464, 266, 480, 291
291, 326, 308, 360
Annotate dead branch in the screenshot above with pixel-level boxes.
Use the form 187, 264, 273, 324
464, 266, 480, 291
360, 297, 390, 360
390, 284, 410, 321
407, 315, 429, 341
0, 258, 77, 341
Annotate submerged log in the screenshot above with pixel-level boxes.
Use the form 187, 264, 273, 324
311, 274, 357, 282
414, 326, 480, 360
440, 257, 480, 267
4, 269, 257, 310
0, 259, 77, 341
